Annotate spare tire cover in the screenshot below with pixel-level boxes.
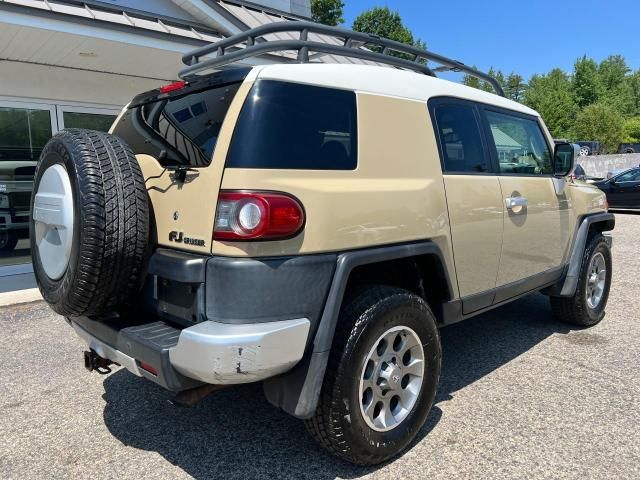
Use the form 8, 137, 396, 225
30, 129, 149, 317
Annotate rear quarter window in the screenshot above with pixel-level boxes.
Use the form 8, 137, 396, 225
226, 80, 357, 170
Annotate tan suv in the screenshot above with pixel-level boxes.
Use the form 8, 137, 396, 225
29, 22, 614, 465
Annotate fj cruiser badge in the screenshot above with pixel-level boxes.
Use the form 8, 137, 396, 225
169, 231, 205, 247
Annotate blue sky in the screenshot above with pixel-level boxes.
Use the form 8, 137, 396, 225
342, 0, 639, 81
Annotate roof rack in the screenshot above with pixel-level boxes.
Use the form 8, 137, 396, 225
179, 21, 505, 97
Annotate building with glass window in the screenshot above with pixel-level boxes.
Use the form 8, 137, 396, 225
0, 0, 312, 290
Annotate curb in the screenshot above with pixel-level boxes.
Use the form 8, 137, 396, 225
0, 288, 42, 308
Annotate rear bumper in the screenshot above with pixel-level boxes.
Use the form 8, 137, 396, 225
70, 315, 310, 390
169, 318, 309, 384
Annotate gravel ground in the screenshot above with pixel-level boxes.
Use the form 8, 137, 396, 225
1, 214, 639, 480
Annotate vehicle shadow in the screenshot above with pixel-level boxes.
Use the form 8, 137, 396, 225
101, 293, 571, 479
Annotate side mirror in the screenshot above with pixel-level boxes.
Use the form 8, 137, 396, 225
553, 142, 575, 177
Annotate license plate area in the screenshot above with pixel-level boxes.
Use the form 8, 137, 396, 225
147, 276, 202, 326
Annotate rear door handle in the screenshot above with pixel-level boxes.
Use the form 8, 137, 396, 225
505, 196, 528, 212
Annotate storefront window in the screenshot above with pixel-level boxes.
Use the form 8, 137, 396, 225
0, 106, 52, 265
62, 111, 117, 132
0, 103, 118, 268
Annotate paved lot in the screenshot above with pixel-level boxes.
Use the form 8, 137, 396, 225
1, 214, 639, 480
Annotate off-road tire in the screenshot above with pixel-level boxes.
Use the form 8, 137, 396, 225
0, 231, 19, 251
305, 286, 441, 465
30, 129, 149, 317
550, 233, 612, 327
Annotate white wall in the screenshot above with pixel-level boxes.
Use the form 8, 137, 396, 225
577, 153, 640, 178
0, 60, 165, 107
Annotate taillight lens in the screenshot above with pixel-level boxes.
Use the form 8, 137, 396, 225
214, 191, 305, 240
159, 80, 186, 94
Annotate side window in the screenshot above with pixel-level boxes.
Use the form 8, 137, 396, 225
485, 110, 552, 175
433, 103, 488, 173
616, 169, 640, 182
227, 80, 357, 170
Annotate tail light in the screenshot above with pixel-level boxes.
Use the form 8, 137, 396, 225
159, 80, 186, 94
214, 191, 305, 240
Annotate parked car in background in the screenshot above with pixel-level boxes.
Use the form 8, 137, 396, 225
594, 167, 640, 209
0, 151, 36, 251
576, 141, 603, 156
618, 143, 640, 154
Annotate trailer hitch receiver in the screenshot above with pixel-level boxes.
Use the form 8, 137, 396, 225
84, 350, 115, 375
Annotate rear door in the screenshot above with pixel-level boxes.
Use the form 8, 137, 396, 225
112, 72, 250, 255
481, 107, 571, 295
430, 98, 503, 313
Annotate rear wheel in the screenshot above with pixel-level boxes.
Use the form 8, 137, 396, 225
579, 146, 591, 156
305, 286, 441, 465
0, 231, 18, 251
550, 233, 612, 327
30, 129, 149, 317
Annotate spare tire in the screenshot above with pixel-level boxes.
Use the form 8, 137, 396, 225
30, 129, 149, 317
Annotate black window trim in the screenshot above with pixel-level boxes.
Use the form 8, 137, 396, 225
428, 96, 556, 178
427, 96, 495, 176
477, 103, 556, 178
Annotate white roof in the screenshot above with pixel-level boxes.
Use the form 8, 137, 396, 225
250, 64, 538, 116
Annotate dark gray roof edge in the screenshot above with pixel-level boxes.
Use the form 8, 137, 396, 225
201, 0, 250, 31
219, 0, 311, 21
56, 0, 224, 36
0, 2, 214, 46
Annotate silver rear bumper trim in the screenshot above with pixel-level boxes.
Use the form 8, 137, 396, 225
170, 318, 310, 384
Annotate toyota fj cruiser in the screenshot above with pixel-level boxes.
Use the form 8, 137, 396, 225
30, 22, 614, 465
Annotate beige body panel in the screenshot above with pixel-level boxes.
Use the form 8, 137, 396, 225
442, 175, 503, 297
496, 176, 572, 286
135, 81, 254, 255
215, 93, 459, 297
122, 68, 608, 307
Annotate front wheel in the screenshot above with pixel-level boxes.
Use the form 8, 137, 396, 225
550, 233, 612, 327
305, 286, 441, 465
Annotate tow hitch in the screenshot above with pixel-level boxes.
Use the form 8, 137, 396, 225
84, 350, 116, 374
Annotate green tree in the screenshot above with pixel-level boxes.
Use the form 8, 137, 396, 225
572, 55, 599, 108
479, 67, 505, 94
352, 6, 425, 57
573, 103, 624, 151
598, 55, 634, 116
598, 55, 629, 92
625, 70, 640, 117
311, 0, 344, 26
462, 69, 482, 90
523, 69, 577, 138
623, 117, 640, 142
504, 73, 527, 102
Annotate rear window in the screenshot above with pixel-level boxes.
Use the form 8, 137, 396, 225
226, 80, 357, 170
113, 82, 242, 167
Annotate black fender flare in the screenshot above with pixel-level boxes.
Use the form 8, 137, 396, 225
558, 212, 615, 297
263, 241, 453, 419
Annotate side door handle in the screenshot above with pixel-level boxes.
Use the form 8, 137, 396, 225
505, 196, 528, 213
